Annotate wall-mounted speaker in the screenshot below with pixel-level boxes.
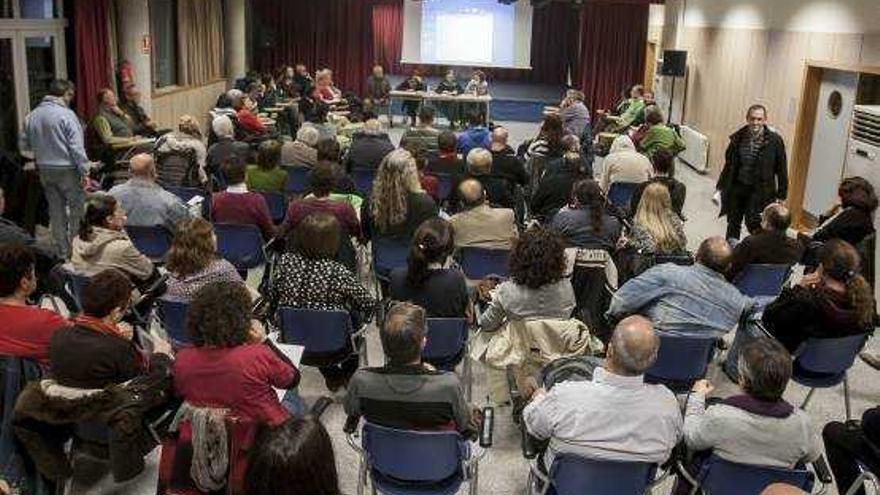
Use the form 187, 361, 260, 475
660, 50, 687, 77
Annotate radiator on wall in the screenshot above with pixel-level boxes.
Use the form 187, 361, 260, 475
677, 125, 710, 173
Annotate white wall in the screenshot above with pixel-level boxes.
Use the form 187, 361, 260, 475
679, 0, 880, 34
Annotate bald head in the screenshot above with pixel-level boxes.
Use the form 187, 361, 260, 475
760, 484, 808, 495
458, 179, 486, 208
607, 316, 659, 376
696, 236, 733, 274
129, 153, 156, 181
491, 127, 509, 146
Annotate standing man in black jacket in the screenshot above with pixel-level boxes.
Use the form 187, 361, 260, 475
716, 104, 788, 240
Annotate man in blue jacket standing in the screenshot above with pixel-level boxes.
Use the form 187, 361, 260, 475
21, 79, 91, 259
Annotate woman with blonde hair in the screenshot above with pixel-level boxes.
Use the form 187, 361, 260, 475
165, 217, 242, 302
361, 149, 438, 240
628, 182, 687, 255
155, 114, 208, 186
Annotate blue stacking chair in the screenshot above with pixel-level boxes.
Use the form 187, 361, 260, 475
435, 173, 455, 202
285, 167, 310, 196
352, 168, 376, 196
645, 333, 717, 393
156, 298, 189, 345
424, 318, 471, 400
354, 422, 483, 495
372, 236, 410, 282
277, 307, 367, 365
260, 191, 288, 224
607, 182, 640, 212
125, 225, 173, 263
166, 185, 211, 219
56, 269, 91, 313
530, 455, 656, 495
459, 247, 510, 279
733, 263, 791, 297
683, 455, 815, 495
792, 334, 868, 420
214, 223, 266, 274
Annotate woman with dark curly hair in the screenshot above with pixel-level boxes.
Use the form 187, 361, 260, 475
245, 417, 341, 495
165, 217, 242, 302
478, 227, 575, 332
173, 281, 300, 425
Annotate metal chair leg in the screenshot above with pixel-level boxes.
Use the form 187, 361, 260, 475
356, 456, 366, 495
469, 465, 479, 495
464, 354, 473, 402
843, 374, 852, 421
801, 388, 817, 409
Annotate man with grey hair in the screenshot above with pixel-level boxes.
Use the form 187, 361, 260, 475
727, 202, 803, 280
607, 236, 753, 337
461, 147, 515, 209
108, 153, 190, 231
206, 115, 249, 177
344, 302, 478, 436
281, 125, 320, 168
345, 118, 395, 172
523, 315, 682, 468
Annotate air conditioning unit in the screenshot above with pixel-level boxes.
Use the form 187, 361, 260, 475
677, 125, 710, 173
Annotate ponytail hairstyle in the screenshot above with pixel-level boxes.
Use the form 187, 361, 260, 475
571, 179, 605, 235
406, 218, 454, 289
819, 239, 875, 329
79, 194, 118, 241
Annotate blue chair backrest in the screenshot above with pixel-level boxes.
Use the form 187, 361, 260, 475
157, 298, 189, 344
550, 455, 654, 495
699, 455, 813, 495
214, 223, 266, 270
734, 264, 791, 297
125, 225, 173, 261
459, 247, 510, 279
362, 422, 465, 483
794, 334, 867, 376
285, 167, 310, 195
372, 236, 410, 280
277, 307, 351, 354
166, 186, 210, 219
423, 318, 468, 366
645, 333, 716, 386
66, 271, 91, 312
607, 182, 639, 210
260, 191, 287, 224
352, 168, 376, 196
435, 173, 454, 201
1, 356, 42, 471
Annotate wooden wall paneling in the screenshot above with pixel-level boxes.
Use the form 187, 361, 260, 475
788, 65, 823, 228
862, 35, 880, 65
151, 79, 228, 132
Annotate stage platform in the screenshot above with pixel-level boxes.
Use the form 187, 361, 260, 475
386, 74, 565, 123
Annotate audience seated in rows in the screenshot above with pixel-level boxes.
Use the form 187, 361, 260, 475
344, 302, 479, 437
282, 125, 320, 169
175, 281, 300, 425
479, 228, 576, 332
400, 139, 439, 202
457, 111, 491, 157
449, 178, 517, 250
637, 106, 686, 160
523, 315, 682, 469
164, 218, 243, 303
228, 89, 267, 137
823, 405, 880, 495
761, 239, 874, 353
389, 218, 472, 320
361, 149, 438, 241
212, 158, 276, 240
428, 131, 466, 177
727, 203, 803, 280
155, 114, 208, 186
345, 119, 395, 172
246, 416, 341, 495
549, 179, 621, 251
50, 268, 173, 388
525, 114, 566, 161
458, 148, 514, 210
676, 338, 820, 494
0, 244, 69, 368
207, 116, 250, 178
401, 106, 441, 155
69, 193, 156, 285
629, 150, 687, 218
271, 212, 376, 391
530, 153, 588, 222
246, 140, 287, 194
109, 153, 191, 232
627, 183, 688, 256
608, 237, 751, 337
600, 134, 652, 192
489, 127, 529, 192
283, 162, 361, 239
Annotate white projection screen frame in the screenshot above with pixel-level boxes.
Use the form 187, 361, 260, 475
401, 0, 534, 70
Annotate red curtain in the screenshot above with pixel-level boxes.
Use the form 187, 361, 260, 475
71, 0, 112, 119
372, 0, 403, 75
252, 0, 375, 95
575, 1, 649, 115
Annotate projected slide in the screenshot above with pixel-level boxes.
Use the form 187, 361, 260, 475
402, 0, 533, 69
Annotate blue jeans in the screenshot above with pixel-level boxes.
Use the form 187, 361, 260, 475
38, 166, 85, 259
724, 315, 766, 378
281, 388, 307, 417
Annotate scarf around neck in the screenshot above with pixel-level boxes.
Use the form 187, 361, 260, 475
722, 394, 794, 418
